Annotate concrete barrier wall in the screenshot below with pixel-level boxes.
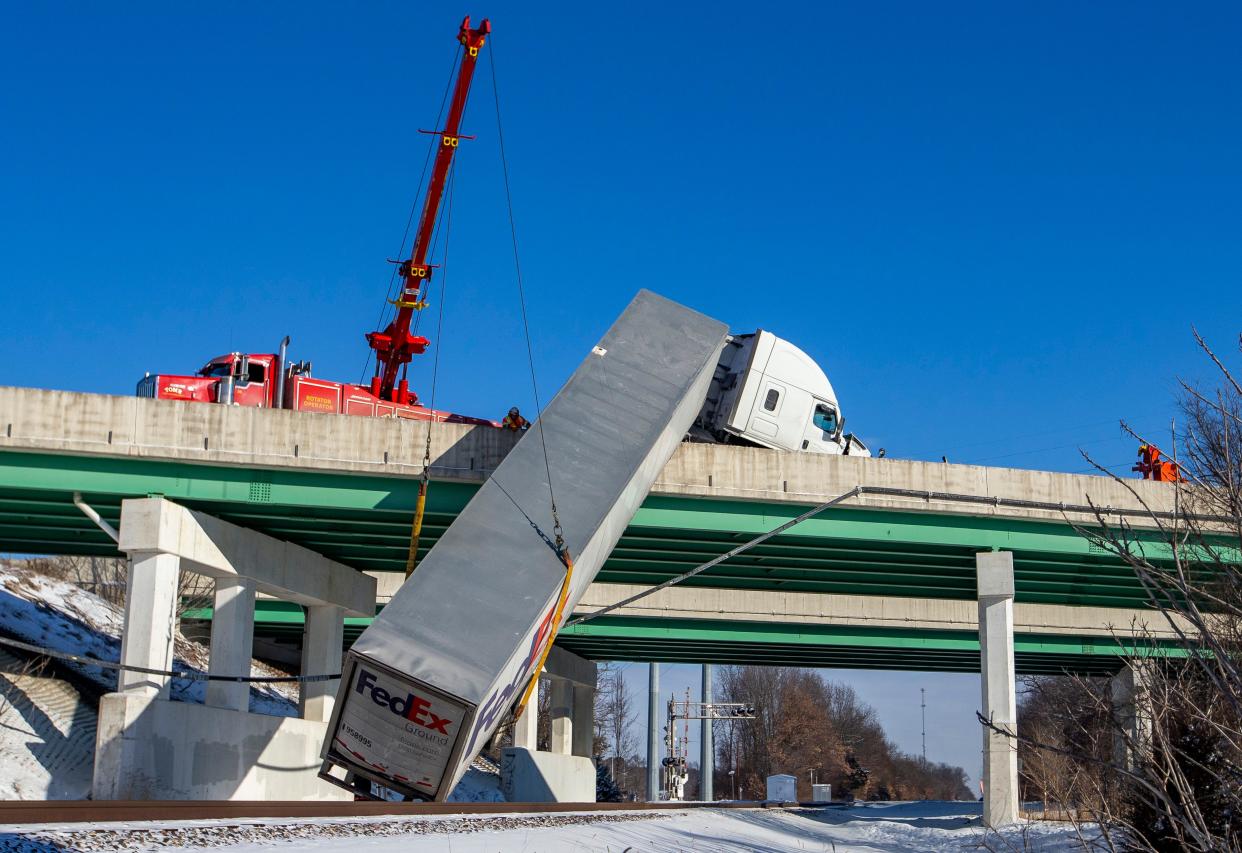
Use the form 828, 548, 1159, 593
0, 386, 517, 480
500, 748, 594, 803
93, 694, 350, 801
0, 386, 1174, 527
656, 442, 1177, 526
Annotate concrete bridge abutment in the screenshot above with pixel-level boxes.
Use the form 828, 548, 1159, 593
94, 498, 374, 801
500, 647, 597, 802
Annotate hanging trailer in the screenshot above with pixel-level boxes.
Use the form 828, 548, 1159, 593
320, 290, 730, 801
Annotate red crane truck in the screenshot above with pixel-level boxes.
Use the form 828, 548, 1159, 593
137, 16, 496, 427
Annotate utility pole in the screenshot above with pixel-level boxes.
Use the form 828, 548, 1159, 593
921, 687, 927, 765
647, 663, 660, 800
700, 664, 713, 801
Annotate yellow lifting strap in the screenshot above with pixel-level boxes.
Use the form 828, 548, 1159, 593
403, 480, 429, 578
512, 547, 575, 719
404, 435, 435, 579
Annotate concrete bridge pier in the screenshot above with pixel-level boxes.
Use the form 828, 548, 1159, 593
117, 552, 180, 697
206, 577, 256, 712
977, 550, 1019, 827
648, 662, 660, 800
513, 684, 539, 749
700, 663, 713, 801
1111, 661, 1152, 771
299, 604, 344, 722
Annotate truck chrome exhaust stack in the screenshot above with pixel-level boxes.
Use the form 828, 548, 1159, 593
274, 335, 291, 409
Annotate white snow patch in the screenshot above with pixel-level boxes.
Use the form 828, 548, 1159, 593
0, 564, 297, 715
0, 649, 95, 800
0, 563, 305, 800
446, 767, 505, 803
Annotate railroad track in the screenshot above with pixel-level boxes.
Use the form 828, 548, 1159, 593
0, 799, 801, 825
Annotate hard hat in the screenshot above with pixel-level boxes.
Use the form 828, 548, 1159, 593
508, 407, 519, 416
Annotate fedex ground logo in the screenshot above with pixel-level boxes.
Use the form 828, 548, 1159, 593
355, 668, 454, 735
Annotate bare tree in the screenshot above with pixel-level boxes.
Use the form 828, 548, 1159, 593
18, 554, 215, 626
986, 331, 1242, 851
594, 663, 635, 789
717, 665, 971, 802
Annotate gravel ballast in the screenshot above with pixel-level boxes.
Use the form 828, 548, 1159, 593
4, 810, 679, 852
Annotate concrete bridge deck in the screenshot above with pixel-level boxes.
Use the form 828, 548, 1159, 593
0, 386, 1182, 675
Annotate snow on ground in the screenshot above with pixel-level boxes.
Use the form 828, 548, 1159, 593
0, 564, 296, 716
446, 767, 505, 803
3, 803, 1102, 852
0, 563, 301, 800
0, 561, 500, 803
0, 648, 95, 800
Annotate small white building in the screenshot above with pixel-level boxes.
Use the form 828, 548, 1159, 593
766, 773, 797, 802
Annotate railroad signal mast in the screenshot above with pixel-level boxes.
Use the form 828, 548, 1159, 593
367, 16, 491, 406
663, 692, 756, 801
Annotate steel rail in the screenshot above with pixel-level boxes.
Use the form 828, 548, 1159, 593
0, 799, 818, 825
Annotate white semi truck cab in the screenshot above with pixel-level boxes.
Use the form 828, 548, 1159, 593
692, 331, 870, 456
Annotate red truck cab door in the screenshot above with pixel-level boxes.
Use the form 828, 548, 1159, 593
232, 358, 269, 407
199, 354, 271, 407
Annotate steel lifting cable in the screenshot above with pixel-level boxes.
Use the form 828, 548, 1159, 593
0, 635, 339, 684
404, 164, 457, 578
565, 487, 865, 627
488, 37, 574, 721
487, 39, 563, 550
360, 46, 462, 385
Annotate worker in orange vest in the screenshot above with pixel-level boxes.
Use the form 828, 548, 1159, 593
1133, 443, 1183, 482
502, 407, 529, 432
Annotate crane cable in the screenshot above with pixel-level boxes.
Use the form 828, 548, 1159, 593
488, 37, 574, 721
404, 162, 457, 578
566, 488, 865, 627
401, 45, 479, 578
400, 47, 482, 578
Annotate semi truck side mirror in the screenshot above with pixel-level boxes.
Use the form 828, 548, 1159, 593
236, 355, 251, 385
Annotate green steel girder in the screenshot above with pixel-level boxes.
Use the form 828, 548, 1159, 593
556, 615, 1170, 657
0, 449, 1193, 613
0, 453, 477, 522
182, 601, 1180, 675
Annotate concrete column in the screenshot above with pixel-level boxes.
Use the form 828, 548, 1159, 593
572, 685, 594, 758
647, 663, 660, 800
550, 679, 573, 755
299, 604, 343, 722
118, 553, 180, 698
700, 663, 714, 801
513, 681, 539, 749
206, 577, 256, 712
977, 551, 1019, 828
1112, 662, 1152, 771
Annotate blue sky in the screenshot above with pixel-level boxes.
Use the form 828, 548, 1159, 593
3, 2, 1240, 790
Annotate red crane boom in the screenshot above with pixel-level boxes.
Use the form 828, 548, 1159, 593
366, 16, 491, 405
